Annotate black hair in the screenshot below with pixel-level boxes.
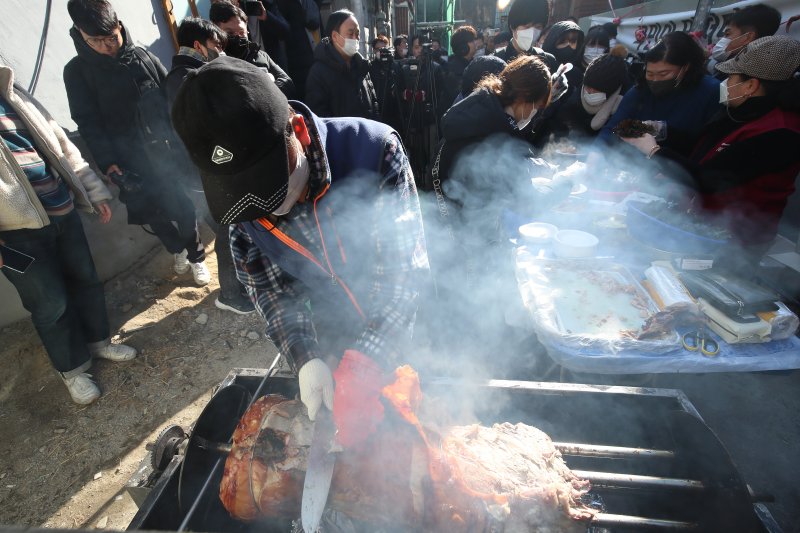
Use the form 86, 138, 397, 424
507, 0, 550, 31
325, 9, 356, 39
729, 4, 782, 38
177, 17, 228, 48
601, 22, 618, 38
67, 0, 119, 36
640, 31, 706, 89
452, 25, 478, 58
209, 1, 246, 25
584, 26, 610, 49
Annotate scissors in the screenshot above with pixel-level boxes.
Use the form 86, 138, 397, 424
682, 326, 720, 357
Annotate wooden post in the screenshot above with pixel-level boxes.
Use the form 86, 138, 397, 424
188, 0, 200, 17
161, 0, 179, 52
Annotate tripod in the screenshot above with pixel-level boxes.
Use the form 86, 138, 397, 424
400, 48, 441, 182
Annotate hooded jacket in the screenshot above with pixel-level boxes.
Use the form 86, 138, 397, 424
541, 21, 585, 93
63, 23, 167, 175
0, 66, 111, 231
305, 38, 380, 120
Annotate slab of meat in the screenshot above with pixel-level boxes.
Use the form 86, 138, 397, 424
219, 367, 595, 532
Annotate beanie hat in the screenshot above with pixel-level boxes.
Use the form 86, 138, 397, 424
583, 53, 627, 95
461, 55, 507, 96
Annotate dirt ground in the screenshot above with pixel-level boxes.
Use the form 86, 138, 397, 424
0, 241, 285, 530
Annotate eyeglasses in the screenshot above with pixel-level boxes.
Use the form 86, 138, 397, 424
85, 32, 120, 49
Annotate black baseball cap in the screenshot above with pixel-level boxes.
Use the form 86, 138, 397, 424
171, 56, 290, 224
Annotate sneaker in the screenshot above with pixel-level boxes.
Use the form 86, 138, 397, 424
91, 342, 138, 362
60, 372, 101, 405
215, 295, 255, 315
174, 250, 190, 274
190, 261, 211, 286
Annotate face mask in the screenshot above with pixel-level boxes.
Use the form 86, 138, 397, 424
719, 79, 748, 105
506, 103, 537, 130
272, 148, 310, 216
711, 38, 731, 61
225, 35, 251, 59
205, 48, 222, 61
582, 87, 607, 106
515, 27, 541, 52
398, 47, 407, 58
583, 46, 605, 64
553, 46, 578, 65
336, 32, 359, 57
647, 67, 685, 97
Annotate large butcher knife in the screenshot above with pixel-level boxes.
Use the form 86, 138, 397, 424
301, 409, 337, 533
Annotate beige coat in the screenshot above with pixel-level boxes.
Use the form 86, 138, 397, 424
0, 65, 112, 232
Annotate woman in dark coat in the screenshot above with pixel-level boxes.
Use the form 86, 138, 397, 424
304, 9, 379, 120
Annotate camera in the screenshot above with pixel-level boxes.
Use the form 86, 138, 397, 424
110, 169, 144, 194
240, 0, 265, 16
378, 47, 394, 65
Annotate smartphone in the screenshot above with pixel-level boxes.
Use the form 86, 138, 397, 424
241, 0, 264, 16
0, 244, 35, 274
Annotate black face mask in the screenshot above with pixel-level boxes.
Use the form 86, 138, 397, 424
553, 46, 578, 65
647, 67, 686, 97
225, 35, 252, 60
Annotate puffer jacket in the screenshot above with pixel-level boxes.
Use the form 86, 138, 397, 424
304, 38, 380, 120
0, 66, 111, 231
63, 22, 167, 175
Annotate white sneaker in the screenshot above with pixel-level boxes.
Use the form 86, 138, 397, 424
91, 342, 137, 362
190, 260, 211, 286
174, 250, 190, 274
60, 373, 101, 405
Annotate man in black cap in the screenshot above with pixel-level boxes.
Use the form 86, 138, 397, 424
172, 56, 429, 449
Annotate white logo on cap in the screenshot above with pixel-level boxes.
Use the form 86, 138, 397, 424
211, 145, 233, 165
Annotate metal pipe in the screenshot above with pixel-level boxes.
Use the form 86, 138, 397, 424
592, 513, 697, 530
573, 470, 705, 491
554, 442, 675, 460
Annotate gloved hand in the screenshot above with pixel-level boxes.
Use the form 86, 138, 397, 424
332, 350, 385, 449
298, 358, 334, 421
550, 63, 572, 102
621, 133, 658, 157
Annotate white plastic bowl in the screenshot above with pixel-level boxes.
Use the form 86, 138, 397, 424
552, 229, 599, 258
519, 222, 558, 244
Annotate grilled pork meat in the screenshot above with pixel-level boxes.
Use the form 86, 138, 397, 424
219, 367, 595, 532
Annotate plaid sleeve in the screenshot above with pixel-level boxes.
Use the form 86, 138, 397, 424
352, 134, 430, 367
229, 224, 321, 370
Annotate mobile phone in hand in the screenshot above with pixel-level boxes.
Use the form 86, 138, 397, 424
241, 0, 264, 16
0, 244, 35, 274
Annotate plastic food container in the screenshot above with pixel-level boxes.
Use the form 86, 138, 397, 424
626, 202, 729, 254
552, 230, 599, 258
519, 222, 558, 244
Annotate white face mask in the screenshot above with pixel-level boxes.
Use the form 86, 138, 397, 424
341, 37, 359, 57
719, 79, 747, 106
506, 103, 537, 130
582, 87, 607, 106
272, 148, 310, 216
514, 27, 541, 52
711, 38, 731, 61
583, 46, 605, 64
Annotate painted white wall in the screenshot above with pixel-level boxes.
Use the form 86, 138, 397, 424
0, 1, 175, 327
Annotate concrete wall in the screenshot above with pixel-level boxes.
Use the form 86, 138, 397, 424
0, 1, 174, 327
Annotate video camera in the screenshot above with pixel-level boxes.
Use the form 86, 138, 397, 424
378, 47, 394, 66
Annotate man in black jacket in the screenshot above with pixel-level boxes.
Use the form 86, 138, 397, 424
63, 0, 211, 287
443, 25, 479, 105
495, 0, 556, 72
209, 1, 295, 98
305, 9, 380, 120
165, 17, 255, 314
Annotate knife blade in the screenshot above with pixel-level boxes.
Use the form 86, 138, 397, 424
301, 409, 337, 533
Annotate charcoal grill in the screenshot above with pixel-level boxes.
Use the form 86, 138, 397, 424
127, 366, 781, 533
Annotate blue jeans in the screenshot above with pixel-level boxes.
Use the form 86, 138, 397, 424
1, 210, 109, 376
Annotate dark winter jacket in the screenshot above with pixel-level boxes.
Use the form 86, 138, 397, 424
442, 53, 471, 105
259, 1, 291, 70
305, 38, 379, 120
63, 23, 167, 174
275, 0, 317, 98
164, 53, 204, 107
541, 21, 585, 91
495, 43, 557, 73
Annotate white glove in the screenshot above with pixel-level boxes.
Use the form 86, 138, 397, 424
550, 63, 572, 102
621, 133, 658, 156
298, 358, 334, 421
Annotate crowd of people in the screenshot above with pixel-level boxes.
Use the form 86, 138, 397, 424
0, 0, 798, 451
